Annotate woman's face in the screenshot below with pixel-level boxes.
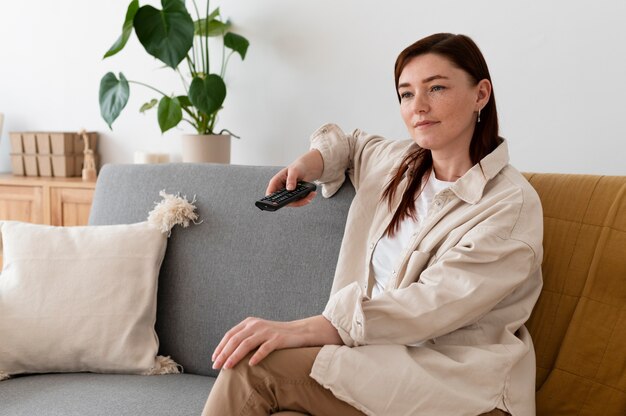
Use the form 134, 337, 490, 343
397, 53, 489, 157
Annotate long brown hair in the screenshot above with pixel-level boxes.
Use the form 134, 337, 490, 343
382, 33, 502, 236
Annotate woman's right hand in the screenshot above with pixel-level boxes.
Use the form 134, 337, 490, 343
265, 149, 324, 208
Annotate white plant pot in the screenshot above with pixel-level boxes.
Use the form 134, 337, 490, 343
180, 134, 231, 164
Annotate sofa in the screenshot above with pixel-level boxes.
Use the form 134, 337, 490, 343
0, 163, 624, 416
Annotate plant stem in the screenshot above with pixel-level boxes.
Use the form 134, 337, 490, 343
220, 33, 227, 77
205, 0, 210, 75
177, 68, 189, 91
186, 54, 197, 74
221, 50, 234, 78
208, 113, 217, 133
183, 105, 203, 133
193, 39, 199, 75
181, 117, 199, 131
193, 0, 209, 75
128, 80, 169, 97
192, 0, 202, 69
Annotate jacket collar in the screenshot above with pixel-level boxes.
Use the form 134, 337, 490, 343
448, 139, 510, 204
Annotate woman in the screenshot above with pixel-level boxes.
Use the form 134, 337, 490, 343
202, 33, 543, 416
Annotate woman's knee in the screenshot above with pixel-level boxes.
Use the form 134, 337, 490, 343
217, 347, 322, 387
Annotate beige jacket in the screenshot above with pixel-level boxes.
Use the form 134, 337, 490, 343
308, 124, 543, 416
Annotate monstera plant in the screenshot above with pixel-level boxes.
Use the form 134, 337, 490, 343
99, 0, 249, 136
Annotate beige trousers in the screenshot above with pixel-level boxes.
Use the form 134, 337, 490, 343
201, 347, 510, 416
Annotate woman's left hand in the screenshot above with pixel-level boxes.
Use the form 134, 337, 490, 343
211, 315, 342, 370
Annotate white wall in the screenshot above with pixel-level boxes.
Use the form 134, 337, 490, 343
1, 0, 625, 174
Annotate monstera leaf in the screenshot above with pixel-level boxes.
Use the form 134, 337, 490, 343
188, 74, 226, 116
157, 96, 182, 133
133, 0, 194, 69
194, 18, 231, 37
99, 72, 130, 129
103, 0, 139, 58
224, 32, 249, 60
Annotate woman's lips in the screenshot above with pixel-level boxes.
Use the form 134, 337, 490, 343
414, 120, 439, 129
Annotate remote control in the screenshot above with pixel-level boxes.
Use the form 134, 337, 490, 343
255, 181, 317, 211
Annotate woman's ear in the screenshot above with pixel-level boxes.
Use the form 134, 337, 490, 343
476, 79, 492, 109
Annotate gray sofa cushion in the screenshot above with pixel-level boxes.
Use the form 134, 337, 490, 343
88, 163, 355, 377
0, 373, 211, 416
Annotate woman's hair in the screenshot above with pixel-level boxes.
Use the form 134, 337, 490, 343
382, 33, 502, 237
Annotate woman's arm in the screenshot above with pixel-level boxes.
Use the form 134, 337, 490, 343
211, 315, 342, 370
309, 123, 400, 198
325, 230, 539, 347
265, 122, 398, 206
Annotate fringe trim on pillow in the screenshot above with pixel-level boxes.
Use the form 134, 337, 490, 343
147, 190, 201, 237
143, 355, 183, 376
0, 371, 10, 381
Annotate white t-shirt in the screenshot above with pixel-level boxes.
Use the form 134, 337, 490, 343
371, 174, 454, 298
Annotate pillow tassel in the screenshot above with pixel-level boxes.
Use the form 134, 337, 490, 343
143, 355, 183, 376
147, 190, 201, 236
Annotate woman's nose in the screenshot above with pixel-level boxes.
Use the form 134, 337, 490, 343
412, 92, 429, 114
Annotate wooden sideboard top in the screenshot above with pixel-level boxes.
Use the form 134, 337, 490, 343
0, 173, 97, 189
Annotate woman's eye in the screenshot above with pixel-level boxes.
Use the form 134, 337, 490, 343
400, 91, 413, 100
430, 85, 445, 92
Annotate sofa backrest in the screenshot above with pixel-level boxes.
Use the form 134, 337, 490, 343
524, 174, 626, 415
89, 163, 355, 377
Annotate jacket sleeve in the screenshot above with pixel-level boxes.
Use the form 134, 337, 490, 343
322, 225, 540, 347
309, 123, 398, 198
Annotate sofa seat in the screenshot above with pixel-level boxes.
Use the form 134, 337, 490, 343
0, 373, 212, 416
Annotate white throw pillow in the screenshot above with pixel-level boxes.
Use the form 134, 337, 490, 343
0, 220, 170, 380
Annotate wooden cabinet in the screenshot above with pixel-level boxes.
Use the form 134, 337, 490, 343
0, 174, 95, 226
0, 184, 44, 223
50, 186, 94, 226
